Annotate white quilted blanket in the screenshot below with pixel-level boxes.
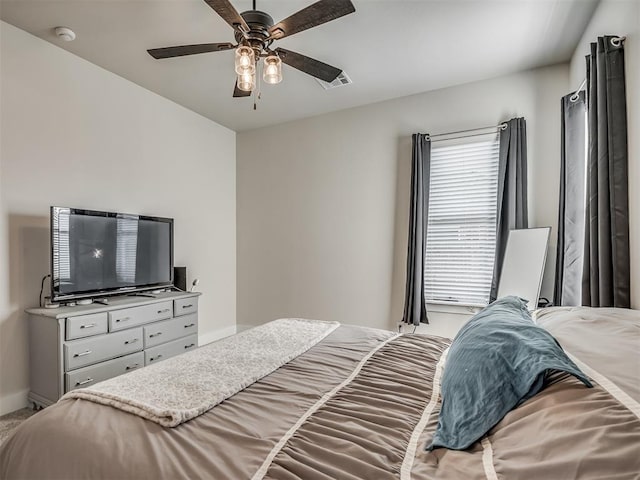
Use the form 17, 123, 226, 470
63, 318, 339, 427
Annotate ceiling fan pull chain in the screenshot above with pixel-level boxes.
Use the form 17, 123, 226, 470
254, 62, 262, 110
253, 76, 258, 110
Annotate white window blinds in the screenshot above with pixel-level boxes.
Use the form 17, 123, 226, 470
424, 138, 500, 306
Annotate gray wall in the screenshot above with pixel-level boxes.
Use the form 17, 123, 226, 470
0, 22, 237, 414
237, 64, 569, 331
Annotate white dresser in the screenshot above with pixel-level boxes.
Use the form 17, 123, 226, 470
26, 291, 201, 409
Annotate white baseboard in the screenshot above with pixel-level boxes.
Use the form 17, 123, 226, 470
198, 324, 237, 346
0, 389, 30, 416
235, 324, 254, 333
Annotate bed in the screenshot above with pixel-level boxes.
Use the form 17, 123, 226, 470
1, 305, 639, 479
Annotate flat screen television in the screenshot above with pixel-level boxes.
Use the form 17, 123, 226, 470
50, 207, 174, 302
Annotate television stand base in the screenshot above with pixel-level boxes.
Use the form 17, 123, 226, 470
126, 293, 157, 298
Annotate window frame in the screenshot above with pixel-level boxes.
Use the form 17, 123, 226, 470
423, 136, 500, 307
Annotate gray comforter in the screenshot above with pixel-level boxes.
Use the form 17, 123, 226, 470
1, 308, 639, 479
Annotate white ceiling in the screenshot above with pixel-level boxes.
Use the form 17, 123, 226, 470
0, 0, 598, 132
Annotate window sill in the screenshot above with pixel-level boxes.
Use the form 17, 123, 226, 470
426, 301, 485, 315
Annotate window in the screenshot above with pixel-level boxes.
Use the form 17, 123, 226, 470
116, 217, 139, 284
52, 207, 71, 283
424, 138, 500, 306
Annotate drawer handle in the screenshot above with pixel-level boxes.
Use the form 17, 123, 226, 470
150, 354, 163, 362
74, 350, 92, 358
149, 332, 163, 338
116, 317, 131, 323
124, 338, 139, 345
184, 343, 195, 349
75, 378, 94, 386
182, 304, 193, 309
80, 323, 96, 329
126, 364, 141, 371
184, 323, 195, 328
157, 309, 171, 315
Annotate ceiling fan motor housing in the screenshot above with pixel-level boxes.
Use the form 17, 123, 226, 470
235, 10, 275, 55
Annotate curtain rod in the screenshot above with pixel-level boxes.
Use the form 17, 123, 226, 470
569, 36, 625, 103
427, 123, 507, 142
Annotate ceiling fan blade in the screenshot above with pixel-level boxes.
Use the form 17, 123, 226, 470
148, 43, 234, 59
275, 48, 342, 83
233, 80, 252, 97
269, 0, 355, 40
203, 0, 250, 32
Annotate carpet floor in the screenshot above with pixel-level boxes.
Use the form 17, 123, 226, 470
0, 408, 37, 446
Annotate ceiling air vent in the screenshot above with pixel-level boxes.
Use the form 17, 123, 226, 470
316, 71, 352, 90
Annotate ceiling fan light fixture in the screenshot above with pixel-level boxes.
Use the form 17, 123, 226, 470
237, 71, 255, 92
263, 55, 283, 84
235, 46, 255, 75
147, 0, 356, 99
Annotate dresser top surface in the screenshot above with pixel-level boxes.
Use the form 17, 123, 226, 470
26, 291, 201, 318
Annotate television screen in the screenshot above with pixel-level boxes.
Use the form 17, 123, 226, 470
51, 207, 173, 301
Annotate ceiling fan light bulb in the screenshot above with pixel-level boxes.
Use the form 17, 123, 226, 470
263, 55, 282, 84
235, 46, 255, 75
238, 72, 255, 92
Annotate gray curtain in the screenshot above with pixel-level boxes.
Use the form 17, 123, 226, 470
582, 36, 630, 307
554, 93, 586, 306
402, 134, 431, 326
490, 117, 528, 302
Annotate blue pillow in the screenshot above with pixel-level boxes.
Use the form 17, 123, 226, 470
428, 296, 592, 451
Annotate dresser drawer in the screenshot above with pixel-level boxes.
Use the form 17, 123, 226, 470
174, 297, 198, 317
108, 301, 173, 332
65, 327, 144, 371
65, 351, 144, 392
145, 334, 198, 365
66, 312, 108, 340
143, 314, 198, 349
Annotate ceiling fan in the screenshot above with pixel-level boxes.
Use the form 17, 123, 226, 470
147, 0, 356, 98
